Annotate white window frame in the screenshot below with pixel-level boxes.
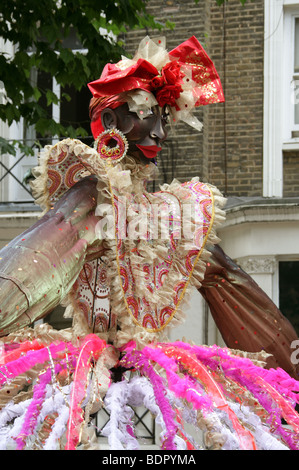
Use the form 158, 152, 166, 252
263, 0, 299, 197
282, 4, 299, 147
25, 67, 61, 143
264, 0, 284, 197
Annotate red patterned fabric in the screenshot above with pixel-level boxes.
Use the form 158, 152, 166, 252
72, 259, 113, 333
112, 180, 214, 332
46, 149, 85, 203
169, 36, 225, 106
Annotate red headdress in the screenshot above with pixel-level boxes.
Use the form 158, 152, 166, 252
88, 36, 224, 138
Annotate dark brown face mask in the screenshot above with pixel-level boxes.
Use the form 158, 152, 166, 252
111, 104, 169, 164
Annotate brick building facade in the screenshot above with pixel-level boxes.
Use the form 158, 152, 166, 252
124, 0, 266, 197
124, 0, 299, 199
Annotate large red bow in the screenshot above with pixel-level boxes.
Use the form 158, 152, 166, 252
168, 36, 224, 106
88, 36, 224, 111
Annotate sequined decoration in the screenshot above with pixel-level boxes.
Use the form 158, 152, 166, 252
112, 181, 214, 332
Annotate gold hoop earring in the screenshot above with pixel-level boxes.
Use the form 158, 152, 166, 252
94, 128, 128, 164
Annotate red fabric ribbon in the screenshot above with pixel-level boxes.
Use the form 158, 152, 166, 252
88, 36, 224, 110
168, 35, 225, 106
88, 58, 158, 97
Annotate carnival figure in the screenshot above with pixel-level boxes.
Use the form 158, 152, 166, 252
0, 36, 298, 450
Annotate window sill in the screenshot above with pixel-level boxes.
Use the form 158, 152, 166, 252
282, 139, 299, 151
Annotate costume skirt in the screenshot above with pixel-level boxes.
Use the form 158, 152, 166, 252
0, 328, 298, 450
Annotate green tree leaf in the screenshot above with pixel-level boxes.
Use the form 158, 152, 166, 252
46, 89, 59, 107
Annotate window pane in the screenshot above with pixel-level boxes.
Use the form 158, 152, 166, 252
279, 261, 299, 336
60, 85, 92, 145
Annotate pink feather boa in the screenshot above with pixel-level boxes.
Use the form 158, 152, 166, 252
65, 334, 108, 450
